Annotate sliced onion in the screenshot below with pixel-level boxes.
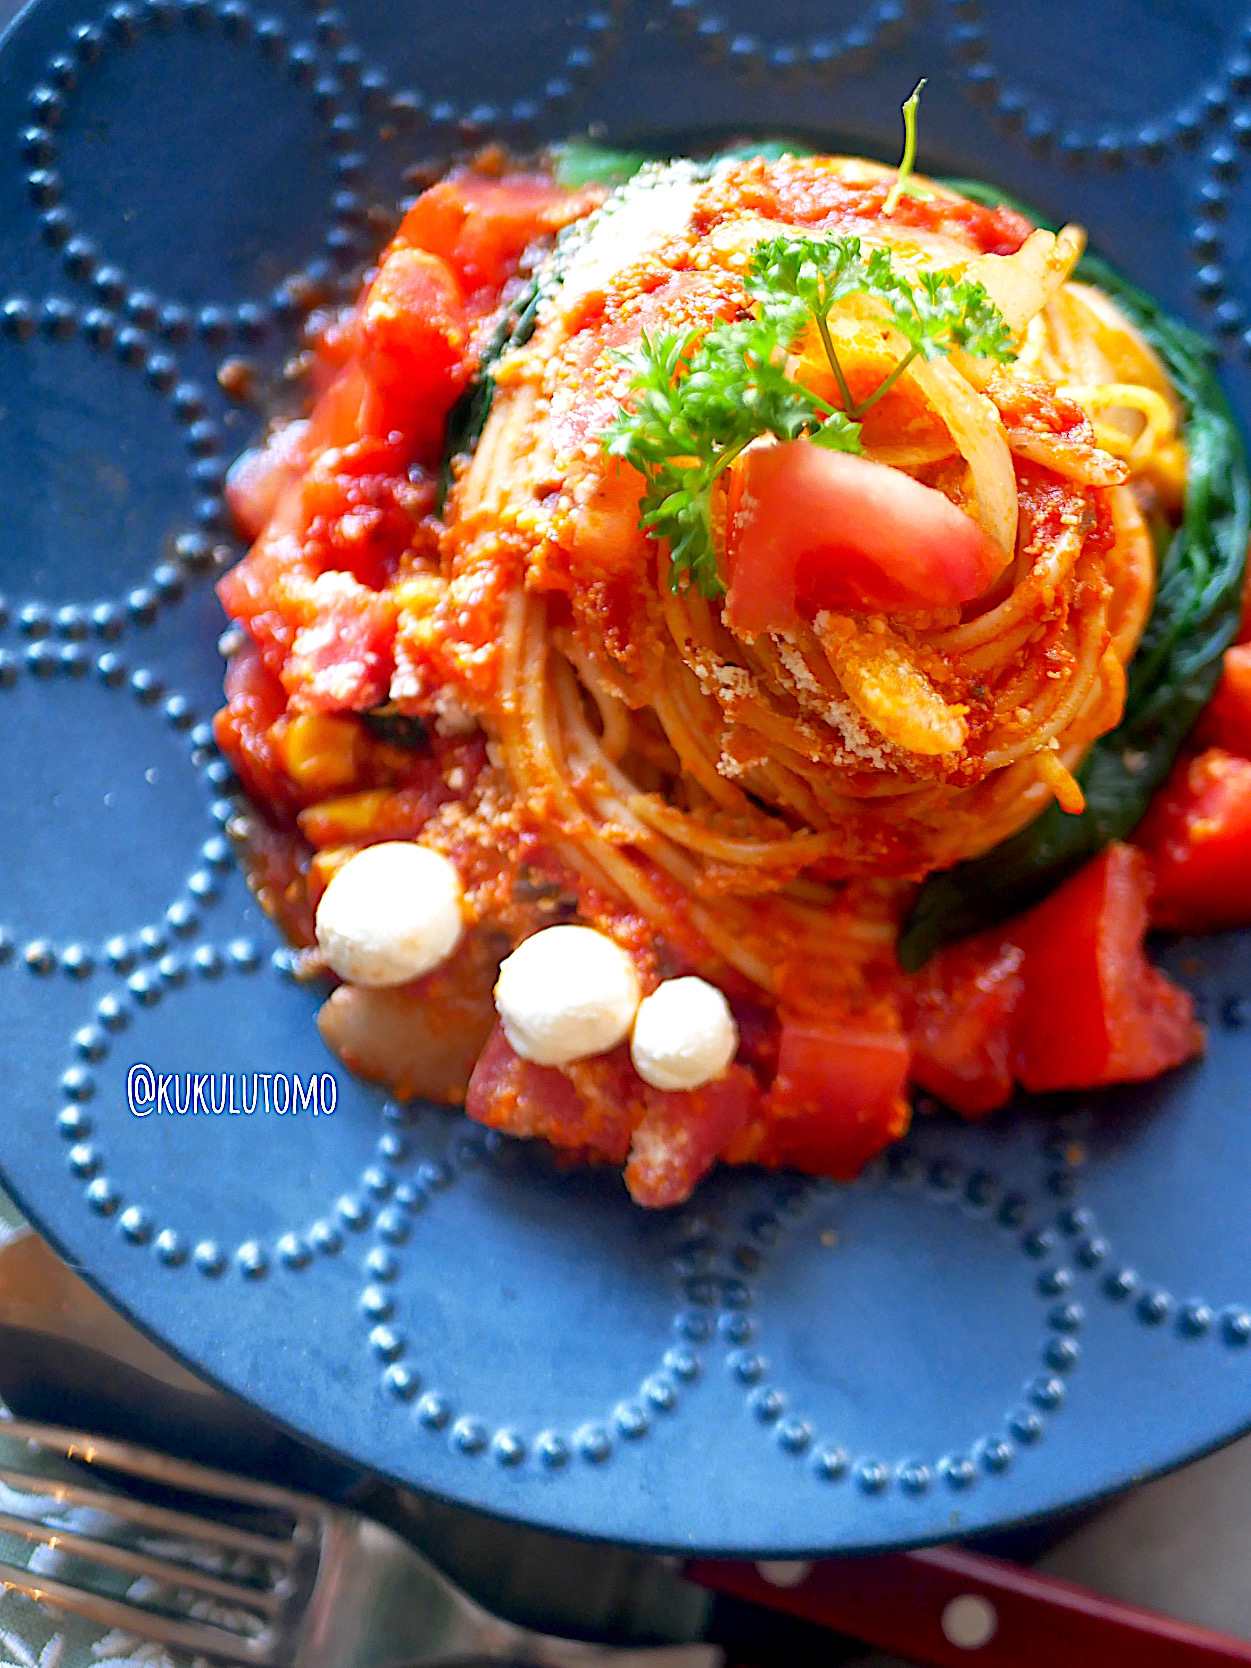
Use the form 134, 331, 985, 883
1004, 425, 1129, 486
860, 439, 960, 468
966, 226, 1086, 334
904, 353, 1019, 558
819, 616, 968, 756
867, 225, 994, 273
838, 290, 1018, 560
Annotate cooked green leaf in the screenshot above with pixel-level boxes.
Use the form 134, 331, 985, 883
602, 317, 856, 597
435, 278, 539, 513
549, 141, 652, 189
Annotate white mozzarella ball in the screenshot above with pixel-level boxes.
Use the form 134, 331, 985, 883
316, 842, 463, 987
630, 976, 738, 1091
494, 925, 641, 1066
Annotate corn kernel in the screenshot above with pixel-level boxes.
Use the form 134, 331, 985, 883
1147, 439, 1187, 518
277, 712, 361, 793
298, 789, 392, 847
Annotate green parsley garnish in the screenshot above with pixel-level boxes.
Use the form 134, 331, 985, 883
749, 233, 1015, 418
882, 79, 931, 216
602, 230, 1016, 598
600, 309, 859, 599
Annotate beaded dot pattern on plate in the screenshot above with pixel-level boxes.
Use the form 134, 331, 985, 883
0, 0, 1250, 1556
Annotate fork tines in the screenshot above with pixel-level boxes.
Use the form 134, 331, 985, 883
0, 1418, 322, 1664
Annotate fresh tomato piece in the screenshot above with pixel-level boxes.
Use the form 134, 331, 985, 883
393, 172, 585, 299
1012, 843, 1201, 1091
1137, 748, 1251, 932
1194, 644, 1251, 756
724, 440, 1003, 635
625, 1065, 760, 1208
907, 933, 1024, 1117
212, 640, 301, 817
759, 1014, 911, 1178
466, 1025, 641, 1166
357, 247, 472, 447
282, 573, 398, 713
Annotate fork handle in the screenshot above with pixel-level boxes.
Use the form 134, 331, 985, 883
686, 1548, 1251, 1666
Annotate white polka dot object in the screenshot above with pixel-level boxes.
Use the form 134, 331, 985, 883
941, 1593, 999, 1650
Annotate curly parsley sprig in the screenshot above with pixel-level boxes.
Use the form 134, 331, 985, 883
749, 234, 1015, 419
603, 230, 1015, 599
601, 309, 861, 597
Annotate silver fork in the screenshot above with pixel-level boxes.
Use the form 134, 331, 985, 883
0, 1419, 720, 1668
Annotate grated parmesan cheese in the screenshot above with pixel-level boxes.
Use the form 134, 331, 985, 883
822, 697, 894, 771
541, 161, 712, 319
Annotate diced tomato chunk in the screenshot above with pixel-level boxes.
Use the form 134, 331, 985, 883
213, 640, 300, 817
304, 362, 370, 455
1194, 644, 1251, 757
357, 247, 472, 447
625, 1066, 760, 1208
222, 634, 286, 720
282, 573, 397, 713
466, 1025, 642, 1166
225, 422, 309, 542
394, 172, 583, 298
907, 933, 1024, 1117
1011, 843, 1201, 1091
392, 180, 468, 269
729, 996, 781, 1087
725, 440, 1004, 635
467, 1023, 591, 1141
1137, 748, 1251, 932
467, 1025, 758, 1206
759, 1015, 911, 1178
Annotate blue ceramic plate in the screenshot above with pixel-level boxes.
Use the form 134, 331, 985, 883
1, 0, 1250, 1556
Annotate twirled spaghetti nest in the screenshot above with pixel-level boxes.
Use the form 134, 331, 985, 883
428, 156, 1182, 999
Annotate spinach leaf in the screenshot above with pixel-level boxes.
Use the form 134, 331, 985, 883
434, 278, 539, 513
898, 183, 1250, 969
549, 141, 652, 188
708, 139, 815, 164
